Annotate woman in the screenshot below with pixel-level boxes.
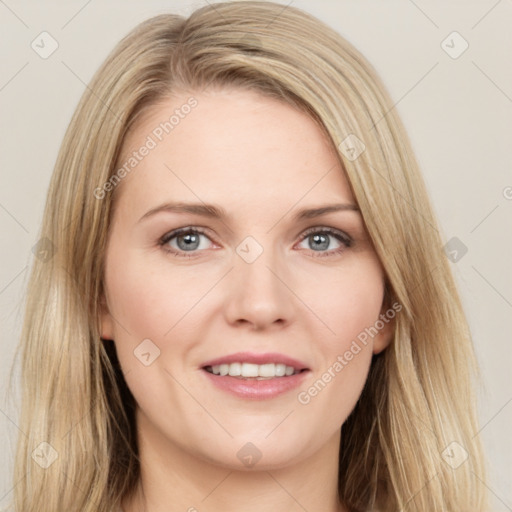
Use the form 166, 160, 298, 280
12, 2, 487, 511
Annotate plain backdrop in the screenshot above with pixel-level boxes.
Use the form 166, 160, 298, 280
1, 0, 511, 510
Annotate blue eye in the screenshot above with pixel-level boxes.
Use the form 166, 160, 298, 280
159, 228, 213, 258
297, 227, 352, 257
159, 226, 352, 258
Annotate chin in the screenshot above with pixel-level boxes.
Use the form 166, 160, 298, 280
197, 435, 309, 471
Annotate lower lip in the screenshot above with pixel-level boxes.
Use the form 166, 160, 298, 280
201, 369, 310, 400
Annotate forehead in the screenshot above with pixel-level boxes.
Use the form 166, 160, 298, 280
113, 87, 354, 219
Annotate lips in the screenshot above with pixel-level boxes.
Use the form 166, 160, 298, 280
200, 351, 310, 371
201, 365, 310, 400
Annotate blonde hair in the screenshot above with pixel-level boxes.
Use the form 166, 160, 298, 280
11, 2, 487, 510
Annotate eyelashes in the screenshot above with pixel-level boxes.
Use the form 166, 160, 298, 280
158, 226, 353, 259
159, 227, 212, 257
297, 226, 352, 257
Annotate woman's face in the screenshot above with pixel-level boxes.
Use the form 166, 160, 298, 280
100, 87, 393, 470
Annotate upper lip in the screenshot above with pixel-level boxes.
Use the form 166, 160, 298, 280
201, 352, 309, 371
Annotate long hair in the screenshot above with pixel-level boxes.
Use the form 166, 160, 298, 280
11, 2, 487, 510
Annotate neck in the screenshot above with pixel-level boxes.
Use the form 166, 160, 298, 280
122, 410, 348, 512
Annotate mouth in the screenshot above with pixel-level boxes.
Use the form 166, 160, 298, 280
202, 362, 308, 380
200, 362, 310, 400
199, 352, 311, 399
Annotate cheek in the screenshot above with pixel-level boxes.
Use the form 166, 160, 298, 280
305, 257, 385, 349
295, 259, 384, 418
104, 249, 213, 340
103, 253, 200, 421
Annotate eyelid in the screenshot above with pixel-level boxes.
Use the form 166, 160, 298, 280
159, 226, 213, 243
159, 226, 218, 255
298, 226, 353, 246
159, 225, 353, 258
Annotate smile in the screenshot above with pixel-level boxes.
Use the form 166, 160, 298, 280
201, 366, 310, 400
204, 362, 302, 378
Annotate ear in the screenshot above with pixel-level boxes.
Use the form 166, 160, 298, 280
372, 299, 399, 355
99, 292, 115, 340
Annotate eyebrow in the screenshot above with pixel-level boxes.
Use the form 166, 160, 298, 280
138, 201, 360, 224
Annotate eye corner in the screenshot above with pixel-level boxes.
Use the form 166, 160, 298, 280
296, 226, 353, 258
158, 226, 220, 259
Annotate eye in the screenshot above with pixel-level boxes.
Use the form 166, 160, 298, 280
159, 227, 215, 258
159, 226, 353, 259
296, 227, 352, 257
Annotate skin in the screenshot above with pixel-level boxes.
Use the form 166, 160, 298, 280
100, 87, 393, 512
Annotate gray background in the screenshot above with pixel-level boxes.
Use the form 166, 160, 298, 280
1, 0, 511, 509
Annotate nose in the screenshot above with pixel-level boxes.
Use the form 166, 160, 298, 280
223, 245, 296, 331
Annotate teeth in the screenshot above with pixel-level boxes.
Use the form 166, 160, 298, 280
208, 362, 300, 378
